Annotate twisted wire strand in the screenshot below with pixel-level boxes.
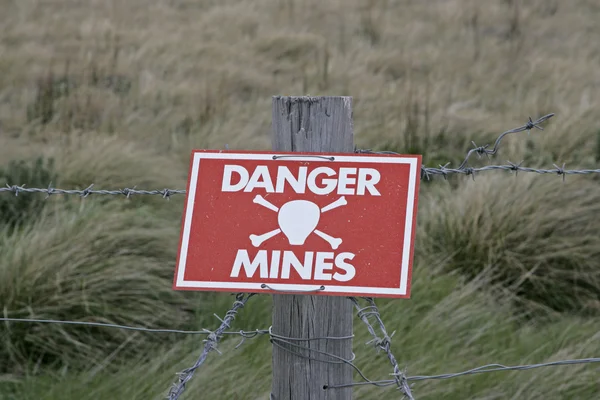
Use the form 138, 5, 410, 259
3, 164, 600, 201
418, 164, 600, 180
455, 113, 554, 170
349, 297, 415, 400
166, 293, 255, 400
269, 335, 356, 365
0, 184, 185, 199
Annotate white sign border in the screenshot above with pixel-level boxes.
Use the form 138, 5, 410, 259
175, 152, 419, 296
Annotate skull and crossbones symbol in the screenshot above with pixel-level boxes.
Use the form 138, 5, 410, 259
249, 195, 347, 250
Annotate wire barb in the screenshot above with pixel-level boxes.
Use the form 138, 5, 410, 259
455, 113, 555, 170
0, 185, 187, 198
349, 297, 415, 400
354, 113, 600, 180
166, 293, 255, 400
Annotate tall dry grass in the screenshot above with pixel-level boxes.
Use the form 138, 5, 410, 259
0, 0, 598, 162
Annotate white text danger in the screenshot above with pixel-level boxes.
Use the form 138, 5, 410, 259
222, 165, 381, 196
230, 250, 356, 282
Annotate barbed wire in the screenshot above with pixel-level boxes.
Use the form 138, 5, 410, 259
346, 297, 415, 399
2, 113, 600, 200
358, 112, 598, 180
0, 317, 268, 339
0, 184, 185, 199
460, 114, 554, 169
419, 164, 600, 180
166, 293, 255, 400
358, 113, 554, 170
2, 164, 600, 200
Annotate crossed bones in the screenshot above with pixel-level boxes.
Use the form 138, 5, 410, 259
249, 195, 347, 249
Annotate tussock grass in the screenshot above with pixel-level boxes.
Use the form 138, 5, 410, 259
0, 200, 195, 373
419, 174, 600, 315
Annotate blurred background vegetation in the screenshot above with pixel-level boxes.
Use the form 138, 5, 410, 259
0, 0, 599, 399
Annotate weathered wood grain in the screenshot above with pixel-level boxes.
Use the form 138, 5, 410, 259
271, 96, 354, 400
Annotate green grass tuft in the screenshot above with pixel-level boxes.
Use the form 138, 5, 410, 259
0, 200, 197, 374
419, 174, 600, 316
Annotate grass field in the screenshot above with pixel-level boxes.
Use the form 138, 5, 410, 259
1, 0, 599, 399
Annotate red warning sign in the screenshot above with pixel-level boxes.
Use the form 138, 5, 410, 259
173, 150, 422, 298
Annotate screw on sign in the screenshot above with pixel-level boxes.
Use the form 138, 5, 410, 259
173, 150, 422, 298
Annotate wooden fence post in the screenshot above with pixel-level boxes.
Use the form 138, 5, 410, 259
270, 96, 354, 399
